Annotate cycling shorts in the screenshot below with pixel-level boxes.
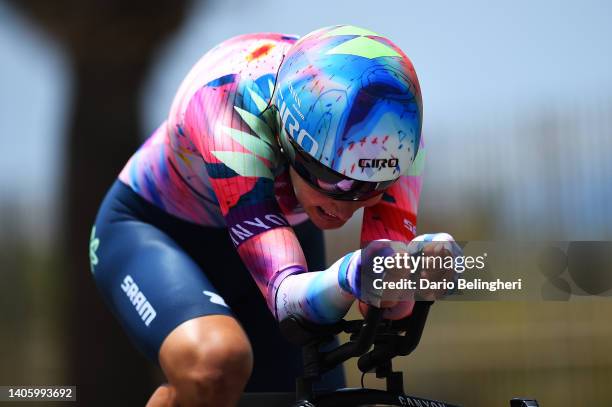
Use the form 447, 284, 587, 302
91, 180, 344, 391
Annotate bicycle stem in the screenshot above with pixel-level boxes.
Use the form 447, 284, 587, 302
357, 301, 433, 373
320, 306, 384, 368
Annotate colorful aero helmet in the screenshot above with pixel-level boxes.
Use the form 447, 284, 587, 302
273, 25, 423, 201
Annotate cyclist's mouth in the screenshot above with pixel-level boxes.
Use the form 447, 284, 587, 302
316, 206, 343, 222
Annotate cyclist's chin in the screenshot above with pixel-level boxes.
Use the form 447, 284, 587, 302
313, 219, 346, 229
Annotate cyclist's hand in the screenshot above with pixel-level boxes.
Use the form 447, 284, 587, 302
336, 247, 393, 306
409, 233, 462, 301
337, 240, 415, 310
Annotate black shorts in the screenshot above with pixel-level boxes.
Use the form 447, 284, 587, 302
91, 180, 344, 391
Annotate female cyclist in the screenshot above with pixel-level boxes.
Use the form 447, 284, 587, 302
90, 24, 453, 406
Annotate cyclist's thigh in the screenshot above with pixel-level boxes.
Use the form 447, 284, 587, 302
92, 181, 344, 390
91, 184, 233, 363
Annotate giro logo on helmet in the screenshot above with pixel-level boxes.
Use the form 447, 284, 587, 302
358, 158, 399, 169
278, 98, 319, 155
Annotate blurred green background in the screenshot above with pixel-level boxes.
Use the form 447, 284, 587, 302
1, 0, 611, 406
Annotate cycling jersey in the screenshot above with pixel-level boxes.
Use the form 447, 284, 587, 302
116, 32, 424, 321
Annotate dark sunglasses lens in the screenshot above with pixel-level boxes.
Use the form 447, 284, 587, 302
280, 129, 395, 201
294, 154, 393, 201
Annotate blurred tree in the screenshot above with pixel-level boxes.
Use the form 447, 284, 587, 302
3, 0, 194, 404
0, 203, 29, 383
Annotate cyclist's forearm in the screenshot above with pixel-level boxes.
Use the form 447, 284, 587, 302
274, 252, 360, 323
236, 230, 361, 323
236, 228, 309, 312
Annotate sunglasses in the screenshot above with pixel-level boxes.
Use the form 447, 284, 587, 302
278, 129, 396, 201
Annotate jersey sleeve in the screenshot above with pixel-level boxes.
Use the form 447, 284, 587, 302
361, 143, 425, 245
182, 73, 311, 314
183, 74, 288, 237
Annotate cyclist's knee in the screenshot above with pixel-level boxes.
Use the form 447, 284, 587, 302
160, 315, 253, 405
183, 330, 253, 386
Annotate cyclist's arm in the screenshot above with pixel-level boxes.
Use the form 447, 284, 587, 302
220, 202, 357, 323
238, 230, 357, 323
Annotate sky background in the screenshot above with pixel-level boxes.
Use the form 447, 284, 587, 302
1, 0, 611, 242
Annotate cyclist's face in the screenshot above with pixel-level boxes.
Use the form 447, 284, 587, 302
289, 167, 383, 229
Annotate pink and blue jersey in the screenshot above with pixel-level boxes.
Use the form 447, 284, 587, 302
118, 32, 424, 321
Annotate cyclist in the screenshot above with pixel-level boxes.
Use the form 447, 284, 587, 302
90, 25, 456, 407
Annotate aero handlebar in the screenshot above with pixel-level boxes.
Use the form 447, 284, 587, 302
279, 301, 434, 376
